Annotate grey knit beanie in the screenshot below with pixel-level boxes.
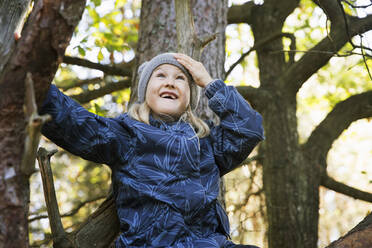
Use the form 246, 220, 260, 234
137, 53, 200, 110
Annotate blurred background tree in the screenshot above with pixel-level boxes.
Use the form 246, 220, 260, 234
0, 0, 371, 247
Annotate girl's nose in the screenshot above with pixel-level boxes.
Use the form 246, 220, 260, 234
165, 78, 175, 87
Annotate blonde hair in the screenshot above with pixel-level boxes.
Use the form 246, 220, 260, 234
128, 102, 210, 138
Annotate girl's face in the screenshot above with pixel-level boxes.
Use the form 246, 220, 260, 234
145, 64, 190, 119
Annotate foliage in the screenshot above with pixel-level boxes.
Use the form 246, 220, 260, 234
72, 0, 140, 63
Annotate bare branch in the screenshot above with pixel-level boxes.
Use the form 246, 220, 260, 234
278, 13, 372, 95
360, 35, 372, 81
271, 49, 372, 58
71, 78, 131, 104
321, 175, 372, 203
199, 33, 218, 50
59, 77, 103, 91
63, 55, 133, 77
29, 194, 107, 222
238, 155, 262, 167
225, 32, 296, 79
303, 90, 372, 159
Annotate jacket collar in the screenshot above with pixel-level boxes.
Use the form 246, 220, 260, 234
149, 113, 194, 134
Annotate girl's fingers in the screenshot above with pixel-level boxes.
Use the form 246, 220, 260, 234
174, 54, 193, 68
173, 53, 212, 87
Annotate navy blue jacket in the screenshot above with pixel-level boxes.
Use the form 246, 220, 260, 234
41, 79, 264, 247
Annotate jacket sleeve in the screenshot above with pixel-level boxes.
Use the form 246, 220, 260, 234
205, 79, 264, 176
39, 84, 132, 166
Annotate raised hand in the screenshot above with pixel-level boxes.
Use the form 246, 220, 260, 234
173, 53, 213, 88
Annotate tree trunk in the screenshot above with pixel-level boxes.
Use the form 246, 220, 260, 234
260, 94, 320, 248
130, 0, 227, 104
0, 1, 86, 247
250, 2, 320, 248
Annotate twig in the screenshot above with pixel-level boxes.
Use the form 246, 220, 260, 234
270, 49, 372, 58
238, 155, 261, 167
341, 0, 372, 9
71, 78, 131, 104
359, 35, 372, 81
225, 32, 296, 79
29, 194, 107, 222
63, 55, 133, 77
337, 0, 356, 48
59, 77, 103, 91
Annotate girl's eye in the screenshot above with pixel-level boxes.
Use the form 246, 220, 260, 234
176, 75, 185, 80
156, 73, 165, 78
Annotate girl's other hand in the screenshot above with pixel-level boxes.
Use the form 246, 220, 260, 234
173, 53, 213, 88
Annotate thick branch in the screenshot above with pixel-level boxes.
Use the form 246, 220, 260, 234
175, 0, 195, 56
71, 79, 131, 104
37, 148, 74, 247
314, 0, 344, 23
303, 90, 372, 159
37, 147, 119, 247
236, 86, 268, 110
322, 175, 372, 203
63, 55, 132, 77
227, 2, 256, 24
59, 77, 103, 91
71, 194, 119, 248
325, 213, 372, 248
278, 13, 372, 95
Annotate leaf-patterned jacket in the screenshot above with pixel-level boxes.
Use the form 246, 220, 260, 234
40, 79, 264, 247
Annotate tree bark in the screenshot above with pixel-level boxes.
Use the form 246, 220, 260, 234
130, 0, 227, 113
0, 1, 86, 247
325, 213, 372, 248
0, 0, 31, 74
245, 0, 372, 247
249, 1, 322, 247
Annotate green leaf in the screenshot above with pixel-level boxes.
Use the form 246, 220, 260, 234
92, 0, 102, 7
97, 49, 104, 61
81, 35, 89, 43
77, 46, 86, 56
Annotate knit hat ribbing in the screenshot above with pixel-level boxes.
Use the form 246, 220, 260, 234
137, 53, 200, 110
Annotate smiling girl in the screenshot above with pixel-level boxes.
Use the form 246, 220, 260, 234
40, 53, 264, 247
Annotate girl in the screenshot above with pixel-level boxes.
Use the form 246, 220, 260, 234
40, 53, 264, 247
